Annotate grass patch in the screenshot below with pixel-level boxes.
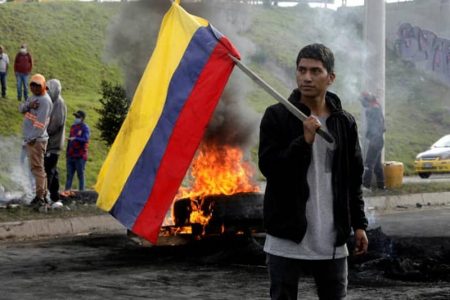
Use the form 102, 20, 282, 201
0, 203, 105, 223
0, 2, 122, 190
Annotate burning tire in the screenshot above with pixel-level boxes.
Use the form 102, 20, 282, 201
172, 192, 264, 237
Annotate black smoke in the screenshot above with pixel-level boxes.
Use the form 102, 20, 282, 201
104, 0, 258, 150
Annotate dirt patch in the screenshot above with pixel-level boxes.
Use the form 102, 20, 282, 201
349, 228, 450, 282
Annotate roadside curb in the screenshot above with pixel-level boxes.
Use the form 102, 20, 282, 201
0, 214, 126, 242
365, 191, 450, 210
0, 192, 449, 242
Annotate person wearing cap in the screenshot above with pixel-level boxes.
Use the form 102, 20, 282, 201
19, 74, 53, 209
14, 44, 33, 101
45, 79, 67, 205
360, 92, 386, 190
0, 45, 10, 98
65, 110, 90, 192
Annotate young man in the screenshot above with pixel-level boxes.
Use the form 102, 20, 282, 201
45, 79, 67, 205
65, 110, 90, 192
14, 44, 33, 101
0, 45, 10, 98
19, 74, 53, 209
259, 44, 368, 300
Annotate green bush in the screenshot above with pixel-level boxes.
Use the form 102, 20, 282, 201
95, 81, 129, 147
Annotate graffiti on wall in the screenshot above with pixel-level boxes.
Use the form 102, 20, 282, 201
395, 23, 450, 84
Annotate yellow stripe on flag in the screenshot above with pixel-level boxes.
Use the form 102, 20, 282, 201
95, 2, 209, 211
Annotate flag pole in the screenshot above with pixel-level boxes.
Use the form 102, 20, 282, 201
228, 54, 334, 144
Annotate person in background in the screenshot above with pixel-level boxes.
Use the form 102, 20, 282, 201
65, 110, 90, 193
45, 79, 67, 205
0, 45, 10, 98
14, 43, 33, 102
360, 92, 386, 190
19, 74, 53, 209
259, 44, 368, 300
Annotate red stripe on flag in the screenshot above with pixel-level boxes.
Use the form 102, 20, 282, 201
132, 40, 236, 243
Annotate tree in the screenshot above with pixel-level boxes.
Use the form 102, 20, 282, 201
96, 81, 130, 146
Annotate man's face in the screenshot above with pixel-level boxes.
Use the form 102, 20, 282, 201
296, 58, 335, 98
30, 82, 42, 96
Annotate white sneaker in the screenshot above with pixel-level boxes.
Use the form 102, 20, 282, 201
51, 200, 64, 209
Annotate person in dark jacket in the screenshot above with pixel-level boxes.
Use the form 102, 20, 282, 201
14, 44, 33, 101
259, 44, 368, 300
65, 110, 90, 192
360, 92, 385, 190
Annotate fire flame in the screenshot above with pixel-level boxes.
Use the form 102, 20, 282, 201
174, 144, 260, 226
176, 144, 260, 200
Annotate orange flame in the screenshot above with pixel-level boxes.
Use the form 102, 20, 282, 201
176, 144, 260, 200
166, 143, 260, 234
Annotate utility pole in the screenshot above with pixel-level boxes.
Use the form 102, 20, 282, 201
363, 0, 386, 159
364, 0, 385, 114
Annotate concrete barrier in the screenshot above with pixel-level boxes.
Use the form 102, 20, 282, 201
0, 214, 126, 242
365, 191, 450, 210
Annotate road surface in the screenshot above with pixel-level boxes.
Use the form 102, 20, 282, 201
1, 207, 450, 299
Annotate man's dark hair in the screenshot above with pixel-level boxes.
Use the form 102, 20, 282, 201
296, 43, 335, 74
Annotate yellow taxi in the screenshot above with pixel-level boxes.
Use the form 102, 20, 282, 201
414, 134, 450, 178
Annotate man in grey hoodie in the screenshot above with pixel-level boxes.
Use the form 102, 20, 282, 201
19, 74, 53, 208
45, 79, 67, 204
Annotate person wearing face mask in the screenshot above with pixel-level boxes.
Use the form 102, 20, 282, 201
65, 110, 90, 193
0, 45, 10, 98
14, 44, 33, 101
45, 79, 67, 206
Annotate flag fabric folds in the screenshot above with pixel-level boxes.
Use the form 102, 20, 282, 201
95, 0, 240, 244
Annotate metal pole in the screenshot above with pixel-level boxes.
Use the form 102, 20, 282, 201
363, 0, 385, 160
228, 54, 334, 144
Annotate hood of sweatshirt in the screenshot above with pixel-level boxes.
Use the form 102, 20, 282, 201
47, 79, 62, 103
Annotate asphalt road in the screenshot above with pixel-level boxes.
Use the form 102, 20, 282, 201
1, 234, 449, 300
403, 173, 450, 184
1, 207, 450, 300
369, 206, 450, 237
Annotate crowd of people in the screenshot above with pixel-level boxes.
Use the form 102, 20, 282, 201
1, 43, 91, 210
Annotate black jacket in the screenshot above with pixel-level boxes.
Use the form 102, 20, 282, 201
365, 105, 385, 144
259, 89, 368, 246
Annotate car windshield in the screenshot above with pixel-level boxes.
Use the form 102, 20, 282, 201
432, 135, 450, 148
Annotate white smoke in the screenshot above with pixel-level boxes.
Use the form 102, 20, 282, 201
0, 136, 34, 204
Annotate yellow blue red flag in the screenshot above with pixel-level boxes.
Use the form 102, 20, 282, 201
95, 0, 240, 243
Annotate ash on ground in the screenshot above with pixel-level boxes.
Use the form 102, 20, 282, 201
140, 227, 450, 285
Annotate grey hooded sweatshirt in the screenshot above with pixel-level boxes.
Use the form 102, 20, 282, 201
46, 79, 67, 154
19, 93, 52, 144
